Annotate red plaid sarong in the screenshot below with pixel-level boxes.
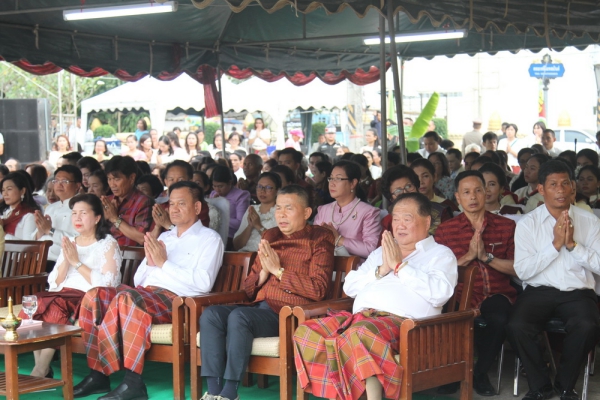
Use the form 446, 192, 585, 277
293, 309, 405, 400
18, 288, 84, 325
78, 284, 176, 375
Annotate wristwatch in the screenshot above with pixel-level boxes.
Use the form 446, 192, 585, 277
49, 228, 55, 236
276, 268, 284, 280
567, 241, 578, 252
74, 262, 83, 270
114, 218, 123, 230
168, 224, 176, 230
484, 253, 495, 264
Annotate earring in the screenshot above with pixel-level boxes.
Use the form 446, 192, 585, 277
21, 195, 24, 201
350, 189, 354, 193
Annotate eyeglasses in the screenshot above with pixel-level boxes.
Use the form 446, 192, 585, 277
52, 179, 73, 185
256, 185, 275, 192
391, 184, 415, 197
327, 177, 350, 183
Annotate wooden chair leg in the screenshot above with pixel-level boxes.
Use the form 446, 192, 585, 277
242, 372, 253, 387
257, 374, 269, 388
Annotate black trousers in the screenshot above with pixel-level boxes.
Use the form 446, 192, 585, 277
200, 301, 279, 381
475, 294, 512, 377
506, 286, 600, 392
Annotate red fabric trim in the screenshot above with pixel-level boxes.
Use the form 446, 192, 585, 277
2, 58, 387, 117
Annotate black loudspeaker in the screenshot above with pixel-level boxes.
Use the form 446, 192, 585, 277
0, 99, 51, 165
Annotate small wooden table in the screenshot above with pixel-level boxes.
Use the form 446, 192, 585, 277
0, 323, 82, 399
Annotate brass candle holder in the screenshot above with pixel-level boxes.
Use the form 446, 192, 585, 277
1, 296, 22, 340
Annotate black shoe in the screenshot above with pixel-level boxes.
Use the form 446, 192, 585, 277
437, 381, 460, 394
554, 382, 578, 400
523, 384, 555, 400
98, 381, 148, 400
73, 372, 111, 398
45, 366, 54, 379
473, 374, 496, 396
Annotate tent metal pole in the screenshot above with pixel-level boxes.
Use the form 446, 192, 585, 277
217, 67, 227, 160
379, 12, 388, 211
386, 0, 406, 165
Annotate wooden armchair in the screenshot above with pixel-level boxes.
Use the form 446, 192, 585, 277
185, 255, 360, 400
0, 240, 52, 307
294, 265, 479, 400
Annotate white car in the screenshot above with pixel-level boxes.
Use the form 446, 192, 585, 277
553, 128, 598, 153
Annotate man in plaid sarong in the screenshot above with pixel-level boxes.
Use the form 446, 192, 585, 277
73, 182, 224, 400
294, 192, 458, 400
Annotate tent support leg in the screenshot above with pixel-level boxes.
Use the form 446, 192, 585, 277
217, 66, 227, 160
386, 0, 406, 165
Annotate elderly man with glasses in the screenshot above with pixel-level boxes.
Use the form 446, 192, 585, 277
34, 165, 82, 272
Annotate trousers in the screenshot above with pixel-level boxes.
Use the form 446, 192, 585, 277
474, 294, 512, 377
200, 301, 279, 381
506, 286, 600, 392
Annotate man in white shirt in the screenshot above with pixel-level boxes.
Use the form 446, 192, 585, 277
506, 160, 600, 400
34, 165, 81, 272
73, 181, 224, 400
418, 131, 447, 158
541, 128, 561, 158
294, 192, 457, 400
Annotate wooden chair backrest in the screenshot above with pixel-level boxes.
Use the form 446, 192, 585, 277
212, 252, 256, 293
445, 265, 477, 312
120, 246, 146, 286
327, 256, 360, 300
1, 240, 52, 277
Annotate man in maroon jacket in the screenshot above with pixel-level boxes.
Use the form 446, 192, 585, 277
199, 185, 335, 400
435, 170, 517, 397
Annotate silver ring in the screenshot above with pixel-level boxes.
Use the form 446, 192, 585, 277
157, 213, 162, 217
104, 206, 108, 210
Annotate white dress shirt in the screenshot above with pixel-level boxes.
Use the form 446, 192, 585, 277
2, 208, 36, 241
344, 236, 458, 318
35, 197, 78, 261
134, 220, 224, 296
514, 204, 600, 292
417, 147, 446, 159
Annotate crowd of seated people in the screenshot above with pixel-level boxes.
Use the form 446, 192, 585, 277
0, 123, 597, 400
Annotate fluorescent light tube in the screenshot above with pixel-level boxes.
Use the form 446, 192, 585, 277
364, 30, 467, 45
64, 1, 177, 21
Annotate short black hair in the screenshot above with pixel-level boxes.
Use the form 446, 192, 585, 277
55, 164, 83, 184
517, 148, 535, 162
211, 165, 234, 184
277, 184, 310, 208
539, 160, 574, 185
440, 139, 454, 150
77, 156, 102, 173
410, 158, 435, 176
454, 170, 485, 190
478, 162, 507, 188
0, 164, 9, 177
137, 174, 164, 198
381, 165, 420, 201
481, 151, 501, 165
387, 152, 401, 166
165, 160, 193, 180
557, 150, 577, 169
423, 131, 441, 142
136, 160, 152, 176
543, 128, 556, 138
446, 148, 462, 161
577, 149, 599, 167
391, 192, 432, 219
105, 156, 139, 180
258, 172, 283, 190
471, 156, 493, 169
309, 152, 329, 163
270, 164, 296, 185
278, 148, 303, 164
168, 180, 204, 203
464, 151, 480, 162
61, 152, 83, 165
482, 132, 498, 143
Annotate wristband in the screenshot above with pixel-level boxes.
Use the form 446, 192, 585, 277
74, 262, 83, 270
334, 235, 343, 247
393, 261, 408, 276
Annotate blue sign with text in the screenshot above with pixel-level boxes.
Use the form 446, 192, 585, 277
528, 63, 565, 79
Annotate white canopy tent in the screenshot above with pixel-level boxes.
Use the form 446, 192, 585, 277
80, 74, 350, 146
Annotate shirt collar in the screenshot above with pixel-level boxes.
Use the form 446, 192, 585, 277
540, 204, 574, 223
169, 220, 203, 238
455, 210, 496, 229
414, 235, 436, 253
336, 198, 361, 212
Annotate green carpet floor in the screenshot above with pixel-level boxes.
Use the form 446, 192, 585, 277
1, 353, 454, 399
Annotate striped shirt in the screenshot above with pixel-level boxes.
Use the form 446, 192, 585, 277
244, 224, 335, 313
435, 211, 517, 308
109, 189, 153, 246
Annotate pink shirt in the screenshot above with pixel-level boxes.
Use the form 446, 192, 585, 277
313, 199, 381, 259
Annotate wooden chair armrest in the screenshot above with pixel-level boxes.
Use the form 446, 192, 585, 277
403, 309, 480, 330
293, 298, 355, 324
185, 291, 251, 339
0, 274, 48, 306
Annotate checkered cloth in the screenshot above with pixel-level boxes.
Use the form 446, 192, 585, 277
78, 284, 176, 375
18, 288, 84, 325
293, 309, 405, 400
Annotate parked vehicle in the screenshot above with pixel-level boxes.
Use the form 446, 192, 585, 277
553, 128, 598, 153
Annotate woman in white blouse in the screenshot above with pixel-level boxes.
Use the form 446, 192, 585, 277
19, 194, 122, 378
233, 172, 281, 252
247, 118, 271, 152
0, 172, 42, 240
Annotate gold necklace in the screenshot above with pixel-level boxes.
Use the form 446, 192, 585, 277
331, 198, 361, 228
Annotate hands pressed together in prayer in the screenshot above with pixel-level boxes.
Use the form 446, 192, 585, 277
62, 237, 80, 266
144, 232, 167, 267
378, 231, 404, 277
258, 239, 282, 285
247, 206, 263, 232
463, 228, 489, 264
152, 204, 172, 230
552, 210, 576, 252
34, 210, 53, 238
100, 196, 119, 223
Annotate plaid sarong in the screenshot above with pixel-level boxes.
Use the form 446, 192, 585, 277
18, 288, 84, 325
78, 284, 176, 375
293, 309, 405, 400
